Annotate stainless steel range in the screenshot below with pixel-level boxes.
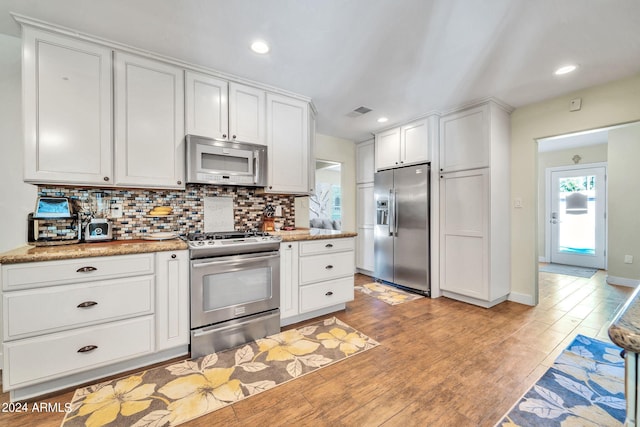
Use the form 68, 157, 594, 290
187, 231, 282, 358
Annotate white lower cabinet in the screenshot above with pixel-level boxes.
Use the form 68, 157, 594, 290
299, 277, 354, 313
280, 242, 300, 319
155, 250, 190, 351
4, 316, 154, 389
1, 251, 189, 401
280, 238, 355, 326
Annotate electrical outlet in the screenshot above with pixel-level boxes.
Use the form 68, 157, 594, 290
514, 198, 523, 208
625, 255, 633, 264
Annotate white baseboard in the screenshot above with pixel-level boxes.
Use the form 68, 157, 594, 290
508, 292, 535, 306
606, 275, 640, 288
538, 256, 548, 263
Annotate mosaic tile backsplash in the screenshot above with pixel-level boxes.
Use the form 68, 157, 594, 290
37, 185, 296, 240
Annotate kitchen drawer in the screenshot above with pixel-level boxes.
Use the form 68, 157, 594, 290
299, 238, 355, 256
299, 252, 354, 285
2, 253, 155, 291
3, 316, 154, 390
299, 277, 354, 313
4, 275, 154, 340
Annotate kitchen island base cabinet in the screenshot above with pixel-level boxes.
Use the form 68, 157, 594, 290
280, 238, 355, 327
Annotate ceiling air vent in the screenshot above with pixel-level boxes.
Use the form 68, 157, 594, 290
346, 106, 372, 118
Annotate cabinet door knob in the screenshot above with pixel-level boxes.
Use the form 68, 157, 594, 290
76, 266, 97, 273
177, 180, 182, 185
77, 301, 98, 308
325, 243, 334, 248
232, 135, 237, 139
171, 254, 177, 259
288, 244, 292, 248
222, 134, 227, 138
325, 291, 334, 296
77, 345, 98, 353
103, 176, 109, 182
269, 186, 273, 189
325, 265, 333, 270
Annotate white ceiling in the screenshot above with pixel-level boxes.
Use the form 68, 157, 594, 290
1, 0, 639, 142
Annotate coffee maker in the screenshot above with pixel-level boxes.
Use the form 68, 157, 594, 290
84, 192, 113, 241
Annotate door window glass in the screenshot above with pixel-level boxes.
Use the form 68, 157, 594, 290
202, 267, 271, 310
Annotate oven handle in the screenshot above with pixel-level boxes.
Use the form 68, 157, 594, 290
191, 251, 279, 269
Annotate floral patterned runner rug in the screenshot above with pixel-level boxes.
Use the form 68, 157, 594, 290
60, 317, 379, 427
354, 282, 425, 305
497, 334, 625, 426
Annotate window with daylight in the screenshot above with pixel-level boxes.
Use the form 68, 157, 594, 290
309, 160, 342, 230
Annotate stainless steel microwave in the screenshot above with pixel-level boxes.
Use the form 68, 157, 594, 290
186, 135, 267, 187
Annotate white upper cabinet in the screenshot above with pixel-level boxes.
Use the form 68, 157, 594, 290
114, 52, 185, 189
265, 93, 309, 194
356, 139, 375, 183
439, 103, 490, 172
23, 28, 113, 185
375, 117, 429, 171
375, 127, 401, 170
185, 74, 267, 146
185, 71, 228, 140
401, 118, 430, 164
229, 82, 266, 145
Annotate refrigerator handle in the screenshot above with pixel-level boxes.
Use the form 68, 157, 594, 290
393, 189, 398, 236
388, 189, 395, 237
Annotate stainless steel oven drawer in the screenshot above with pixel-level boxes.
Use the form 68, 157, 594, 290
190, 310, 280, 358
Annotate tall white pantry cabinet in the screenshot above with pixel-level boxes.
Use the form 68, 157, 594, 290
356, 139, 375, 274
438, 100, 511, 308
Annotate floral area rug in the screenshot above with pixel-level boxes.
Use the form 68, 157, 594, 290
354, 282, 424, 305
498, 334, 626, 426
60, 317, 379, 427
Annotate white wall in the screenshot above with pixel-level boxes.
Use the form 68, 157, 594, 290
511, 73, 640, 304
0, 34, 37, 253
537, 144, 608, 258
608, 122, 640, 282
295, 133, 356, 231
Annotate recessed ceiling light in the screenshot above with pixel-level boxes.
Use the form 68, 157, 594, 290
377, 117, 388, 123
250, 40, 270, 54
554, 64, 577, 75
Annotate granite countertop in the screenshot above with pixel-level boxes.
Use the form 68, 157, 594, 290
608, 285, 640, 352
272, 228, 357, 242
0, 239, 188, 264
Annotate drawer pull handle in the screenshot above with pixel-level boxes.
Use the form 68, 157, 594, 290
77, 345, 98, 353
77, 301, 98, 308
325, 243, 334, 248
76, 266, 97, 273
325, 291, 334, 296
325, 265, 333, 269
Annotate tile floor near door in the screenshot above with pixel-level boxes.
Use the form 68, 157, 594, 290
0, 270, 633, 426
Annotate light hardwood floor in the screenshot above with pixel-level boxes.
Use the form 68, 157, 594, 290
0, 270, 633, 426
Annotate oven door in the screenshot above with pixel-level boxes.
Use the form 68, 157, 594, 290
190, 251, 280, 328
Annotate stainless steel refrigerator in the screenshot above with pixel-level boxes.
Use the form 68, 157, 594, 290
374, 163, 430, 295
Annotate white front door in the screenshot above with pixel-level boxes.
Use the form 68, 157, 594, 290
549, 165, 607, 269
